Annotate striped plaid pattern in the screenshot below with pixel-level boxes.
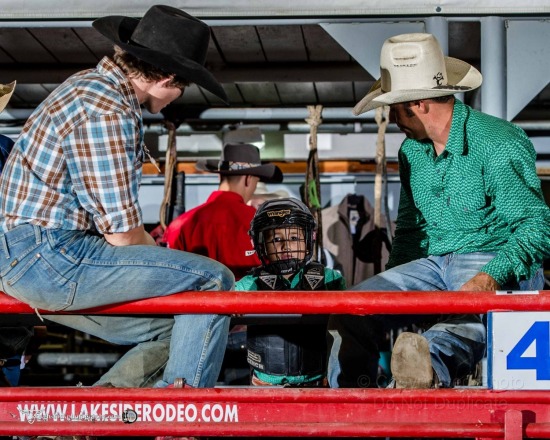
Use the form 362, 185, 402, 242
0, 57, 145, 234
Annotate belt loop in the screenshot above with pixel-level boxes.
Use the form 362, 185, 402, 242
0, 234, 9, 259
33, 224, 42, 245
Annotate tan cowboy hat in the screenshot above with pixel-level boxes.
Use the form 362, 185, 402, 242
353, 33, 482, 115
0, 81, 16, 114
252, 182, 290, 199
196, 143, 283, 183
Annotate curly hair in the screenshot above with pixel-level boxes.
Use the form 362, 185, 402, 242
112, 46, 190, 90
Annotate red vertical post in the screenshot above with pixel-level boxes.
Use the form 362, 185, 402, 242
504, 409, 523, 440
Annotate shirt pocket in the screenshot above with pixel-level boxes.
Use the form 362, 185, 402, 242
447, 192, 487, 231
4, 252, 77, 311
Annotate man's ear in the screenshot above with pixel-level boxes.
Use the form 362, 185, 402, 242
157, 77, 174, 88
416, 100, 430, 114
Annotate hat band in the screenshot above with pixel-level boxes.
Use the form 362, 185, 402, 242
218, 161, 261, 171
0, 85, 12, 97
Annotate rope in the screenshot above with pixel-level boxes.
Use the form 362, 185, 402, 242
159, 121, 177, 230
304, 105, 323, 262
374, 106, 390, 229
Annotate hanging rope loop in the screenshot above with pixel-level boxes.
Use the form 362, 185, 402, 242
304, 105, 323, 262
374, 105, 390, 229
159, 121, 177, 230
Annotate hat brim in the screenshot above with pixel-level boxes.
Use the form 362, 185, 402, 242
0, 81, 16, 114
196, 160, 283, 183
93, 16, 228, 104
353, 57, 482, 115
252, 190, 290, 200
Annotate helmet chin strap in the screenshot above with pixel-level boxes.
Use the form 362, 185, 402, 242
263, 258, 304, 276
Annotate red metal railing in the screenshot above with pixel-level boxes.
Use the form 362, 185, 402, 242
1, 289, 549, 315
2, 387, 550, 437
1, 289, 549, 439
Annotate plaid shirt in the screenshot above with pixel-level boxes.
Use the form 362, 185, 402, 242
0, 57, 145, 234
387, 99, 550, 285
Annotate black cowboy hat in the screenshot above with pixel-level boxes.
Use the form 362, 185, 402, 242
196, 143, 283, 183
92, 5, 228, 103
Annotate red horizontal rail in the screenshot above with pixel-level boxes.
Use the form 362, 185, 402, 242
0, 421, 508, 437
3, 290, 550, 438
3, 387, 550, 403
0, 290, 548, 315
0, 387, 550, 404
1, 388, 550, 437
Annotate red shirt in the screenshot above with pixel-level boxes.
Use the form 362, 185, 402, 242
163, 191, 260, 280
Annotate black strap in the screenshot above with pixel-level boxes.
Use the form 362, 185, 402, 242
0, 358, 20, 367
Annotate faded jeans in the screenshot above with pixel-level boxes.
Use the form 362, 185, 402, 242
0, 224, 234, 388
327, 252, 544, 388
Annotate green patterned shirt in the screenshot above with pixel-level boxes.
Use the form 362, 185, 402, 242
387, 99, 550, 285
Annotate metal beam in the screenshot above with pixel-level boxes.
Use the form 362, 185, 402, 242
320, 22, 425, 78
0, 62, 373, 85
506, 20, 550, 121
481, 17, 506, 119
1, 0, 550, 20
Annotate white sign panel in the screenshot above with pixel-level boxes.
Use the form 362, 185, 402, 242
489, 311, 550, 390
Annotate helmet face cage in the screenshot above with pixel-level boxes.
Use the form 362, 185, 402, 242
250, 198, 316, 275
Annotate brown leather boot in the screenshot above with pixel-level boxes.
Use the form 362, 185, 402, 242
391, 332, 434, 389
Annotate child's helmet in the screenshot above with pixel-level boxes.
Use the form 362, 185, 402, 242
249, 197, 316, 275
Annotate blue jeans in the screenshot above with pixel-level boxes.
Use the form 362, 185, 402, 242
327, 252, 544, 388
0, 224, 234, 388
2, 356, 22, 386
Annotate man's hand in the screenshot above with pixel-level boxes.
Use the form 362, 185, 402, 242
104, 225, 156, 246
459, 272, 501, 291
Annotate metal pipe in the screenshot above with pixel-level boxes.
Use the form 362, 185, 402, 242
426, 17, 466, 102
4, 119, 550, 137
197, 107, 374, 121
0, 107, 371, 122
0, 108, 163, 122
0, 421, 508, 437
37, 352, 120, 368
0, 15, 546, 28
4, 386, 550, 404
1, 290, 548, 315
0, 17, 493, 29
426, 16, 448, 54
481, 16, 506, 119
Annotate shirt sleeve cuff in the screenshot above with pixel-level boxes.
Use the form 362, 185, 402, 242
94, 204, 142, 234
479, 256, 515, 286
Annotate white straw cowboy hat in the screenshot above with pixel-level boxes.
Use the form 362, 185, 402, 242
253, 182, 290, 199
0, 81, 16, 114
353, 33, 482, 115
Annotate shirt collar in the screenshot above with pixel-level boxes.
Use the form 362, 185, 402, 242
97, 57, 141, 117
406, 98, 469, 157
445, 99, 469, 156
207, 190, 246, 204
